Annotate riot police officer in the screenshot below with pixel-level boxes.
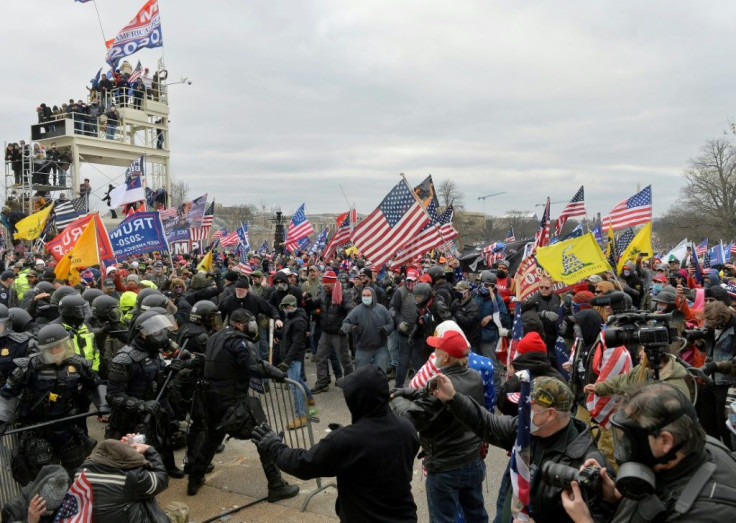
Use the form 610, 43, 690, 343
89, 294, 127, 380
186, 308, 298, 501
0, 304, 33, 387
51, 294, 99, 373
105, 310, 186, 478
176, 300, 221, 473
0, 324, 106, 485
8, 308, 35, 334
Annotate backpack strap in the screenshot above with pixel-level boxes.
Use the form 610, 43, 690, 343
673, 461, 716, 516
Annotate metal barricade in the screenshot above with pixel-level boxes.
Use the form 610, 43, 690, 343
248, 378, 336, 512
0, 429, 21, 506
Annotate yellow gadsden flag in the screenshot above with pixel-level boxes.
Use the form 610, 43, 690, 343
617, 222, 653, 273
13, 203, 54, 240
197, 249, 213, 273
535, 233, 612, 285
54, 221, 100, 285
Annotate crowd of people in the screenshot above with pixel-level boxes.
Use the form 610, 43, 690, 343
0, 242, 734, 521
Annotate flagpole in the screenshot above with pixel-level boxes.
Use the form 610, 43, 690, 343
399, 172, 452, 256
92, 1, 108, 45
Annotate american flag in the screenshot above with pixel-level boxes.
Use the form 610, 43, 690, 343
53, 471, 93, 522
586, 341, 632, 428
508, 301, 524, 362
695, 238, 709, 257
691, 243, 703, 284
483, 242, 506, 267
258, 240, 270, 255
351, 180, 429, 268
603, 185, 652, 231
237, 242, 251, 273
554, 186, 586, 237
189, 200, 214, 241
468, 352, 496, 410
615, 228, 635, 258
390, 203, 458, 268
309, 227, 329, 255
54, 197, 87, 230
220, 229, 240, 247
324, 209, 356, 259
127, 61, 143, 84
211, 227, 226, 241
730, 242, 736, 256
284, 203, 315, 252
509, 369, 531, 519
532, 197, 551, 252
505, 227, 515, 242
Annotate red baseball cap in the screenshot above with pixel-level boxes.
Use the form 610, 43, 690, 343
406, 268, 419, 281
426, 330, 469, 358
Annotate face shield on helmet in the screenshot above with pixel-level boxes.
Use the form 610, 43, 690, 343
38, 335, 73, 365
139, 313, 176, 337
0, 316, 9, 337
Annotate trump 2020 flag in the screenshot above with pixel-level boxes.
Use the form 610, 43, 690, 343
510, 369, 531, 519
108, 212, 168, 259
105, 0, 163, 68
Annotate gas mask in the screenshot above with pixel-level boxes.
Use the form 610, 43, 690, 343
146, 330, 170, 350
610, 407, 690, 500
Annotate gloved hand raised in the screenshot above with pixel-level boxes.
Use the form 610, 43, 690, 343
251, 423, 284, 454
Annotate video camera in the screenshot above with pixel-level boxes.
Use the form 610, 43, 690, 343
590, 292, 684, 379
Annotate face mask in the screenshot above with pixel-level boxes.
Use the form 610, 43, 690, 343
587, 283, 596, 293
651, 283, 663, 294
146, 330, 170, 350
477, 286, 490, 297
174, 286, 184, 296
276, 283, 288, 292
454, 290, 465, 300
623, 270, 631, 277
497, 271, 507, 279
362, 296, 372, 306
530, 408, 551, 434
284, 306, 297, 316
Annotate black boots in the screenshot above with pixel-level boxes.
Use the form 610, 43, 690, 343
259, 449, 299, 502
163, 451, 185, 479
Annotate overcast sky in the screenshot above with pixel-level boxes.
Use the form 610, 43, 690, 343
2, 1, 734, 219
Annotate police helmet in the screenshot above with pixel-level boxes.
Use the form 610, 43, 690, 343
8, 308, 33, 333
190, 300, 222, 330
229, 308, 257, 336
135, 288, 161, 310
49, 286, 78, 307
0, 304, 9, 335
133, 310, 175, 336
119, 291, 137, 313
140, 293, 169, 311
59, 294, 88, 324
34, 281, 55, 294
81, 288, 104, 307
91, 295, 120, 323
36, 324, 73, 364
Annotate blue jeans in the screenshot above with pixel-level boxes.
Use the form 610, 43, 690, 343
395, 335, 413, 387
287, 361, 312, 418
426, 458, 488, 523
387, 330, 399, 367
354, 347, 388, 371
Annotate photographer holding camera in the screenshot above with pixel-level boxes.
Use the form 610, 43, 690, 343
561, 382, 736, 522
432, 373, 609, 523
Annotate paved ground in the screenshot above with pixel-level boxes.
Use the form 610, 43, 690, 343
87, 355, 510, 522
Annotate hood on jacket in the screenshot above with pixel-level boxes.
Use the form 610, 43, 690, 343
574, 308, 603, 346
28, 464, 70, 512
512, 351, 564, 381
342, 364, 389, 423
705, 269, 721, 287
359, 285, 377, 308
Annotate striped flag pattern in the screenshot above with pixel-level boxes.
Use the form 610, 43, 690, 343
127, 61, 143, 84
324, 209, 355, 259
390, 203, 458, 268
54, 197, 87, 230
505, 227, 515, 242
603, 185, 652, 231
554, 186, 586, 237
509, 369, 532, 518
351, 180, 429, 268
695, 238, 709, 257
284, 203, 315, 252
532, 197, 551, 252
586, 341, 632, 428
53, 471, 93, 522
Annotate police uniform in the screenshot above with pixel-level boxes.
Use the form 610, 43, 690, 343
0, 353, 102, 484
52, 320, 100, 373
105, 338, 180, 472
0, 331, 33, 387
187, 325, 295, 498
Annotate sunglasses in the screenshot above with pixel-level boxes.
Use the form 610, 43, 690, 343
539, 286, 551, 290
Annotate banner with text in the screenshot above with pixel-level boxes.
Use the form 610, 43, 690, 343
108, 212, 168, 259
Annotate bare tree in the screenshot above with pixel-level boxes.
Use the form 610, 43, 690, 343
437, 179, 465, 210
169, 179, 189, 207
679, 138, 736, 239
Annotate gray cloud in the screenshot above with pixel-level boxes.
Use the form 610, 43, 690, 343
3, 1, 734, 221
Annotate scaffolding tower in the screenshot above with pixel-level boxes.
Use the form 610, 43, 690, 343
4, 78, 171, 217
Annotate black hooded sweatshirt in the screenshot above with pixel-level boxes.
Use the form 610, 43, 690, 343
269, 365, 420, 522
497, 352, 566, 416
571, 308, 604, 403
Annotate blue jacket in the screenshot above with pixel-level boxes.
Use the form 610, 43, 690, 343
473, 291, 510, 344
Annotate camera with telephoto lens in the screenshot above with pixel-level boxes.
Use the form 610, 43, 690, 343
541, 462, 602, 505
683, 328, 707, 342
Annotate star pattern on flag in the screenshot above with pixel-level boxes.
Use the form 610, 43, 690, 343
379, 183, 416, 226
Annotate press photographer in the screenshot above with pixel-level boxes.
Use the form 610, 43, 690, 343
561, 383, 736, 522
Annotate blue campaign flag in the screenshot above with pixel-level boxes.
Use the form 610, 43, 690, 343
591, 223, 602, 245
561, 223, 584, 242
108, 212, 168, 259
258, 240, 269, 255
709, 243, 726, 267
236, 222, 250, 252
690, 243, 703, 284
309, 228, 329, 255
